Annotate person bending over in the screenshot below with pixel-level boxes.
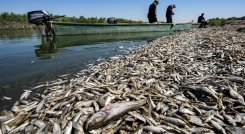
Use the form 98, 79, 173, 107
166, 4, 176, 23
198, 13, 208, 28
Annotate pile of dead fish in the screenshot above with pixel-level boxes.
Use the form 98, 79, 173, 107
1, 26, 245, 134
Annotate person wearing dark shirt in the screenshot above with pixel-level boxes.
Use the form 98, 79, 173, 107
147, 0, 159, 23
198, 13, 208, 28
166, 4, 176, 23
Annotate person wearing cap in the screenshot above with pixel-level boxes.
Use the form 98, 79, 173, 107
166, 4, 176, 23
198, 13, 208, 28
147, 0, 159, 23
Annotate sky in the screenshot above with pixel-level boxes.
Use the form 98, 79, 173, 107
0, 0, 245, 23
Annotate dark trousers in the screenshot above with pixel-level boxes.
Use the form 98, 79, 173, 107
166, 16, 172, 23
199, 21, 208, 28
148, 15, 157, 23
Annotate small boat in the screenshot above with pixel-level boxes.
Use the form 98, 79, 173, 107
51, 22, 194, 36
36, 22, 199, 36
28, 10, 200, 36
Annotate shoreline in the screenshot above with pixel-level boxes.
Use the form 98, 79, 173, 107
0, 25, 245, 133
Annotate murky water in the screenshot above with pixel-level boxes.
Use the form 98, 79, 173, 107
0, 30, 172, 110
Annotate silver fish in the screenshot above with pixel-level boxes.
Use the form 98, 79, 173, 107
210, 120, 226, 134
86, 99, 147, 130
64, 121, 73, 134
53, 122, 62, 134
142, 126, 166, 134
73, 122, 85, 134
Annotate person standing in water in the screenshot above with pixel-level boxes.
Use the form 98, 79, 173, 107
166, 4, 176, 23
147, 0, 159, 23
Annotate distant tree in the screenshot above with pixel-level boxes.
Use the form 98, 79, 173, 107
0, 12, 144, 30
227, 17, 237, 21
208, 18, 226, 26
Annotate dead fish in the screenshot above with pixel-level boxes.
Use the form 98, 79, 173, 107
53, 122, 62, 134
4, 114, 29, 127
226, 76, 244, 84
32, 84, 45, 90
189, 127, 212, 133
75, 100, 94, 109
204, 113, 215, 123
20, 90, 31, 100
226, 126, 245, 134
36, 99, 46, 113
134, 128, 143, 134
24, 124, 34, 134
170, 73, 181, 84
98, 92, 110, 107
184, 85, 218, 100
210, 120, 226, 134
80, 115, 90, 123
188, 116, 204, 127
86, 99, 147, 130
106, 75, 112, 83
106, 87, 123, 95
228, 86, 245, 105
174, 94, 190, 103
9, 122, 29, 134
73, 112, 83, 122
104, 95, 116, 106
73, 122, 85, 134
179, 108, 195, 115
100, 119, 124, 134
64, 121, 73, 134
93, 101, 100, 112
0, 114, 14, 123
144, 115, 158, 126
198, 104, 218, 111
162, 117, 187, 128
129, 111, 146, 123
222, 112, 236, 127
2, 96, 12, 100
142, 126, 166, 134
149, 96, 156, 109
192, 105, 202, 116
34, 120, 45, 129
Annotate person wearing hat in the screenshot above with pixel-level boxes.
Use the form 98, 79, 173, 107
147, 0, 159, 23
198, 13, 208, 28
166, 4, 176, 23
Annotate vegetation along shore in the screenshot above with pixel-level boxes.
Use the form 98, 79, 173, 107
1, 12, 245, 30
0, 12, 143, 30
0, 22, 244, 133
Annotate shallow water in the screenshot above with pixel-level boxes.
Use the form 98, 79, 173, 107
0, 30, 172, 110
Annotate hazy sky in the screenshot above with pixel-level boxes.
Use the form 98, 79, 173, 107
0, 0, 244, 23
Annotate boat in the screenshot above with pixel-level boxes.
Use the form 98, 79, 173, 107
36, 22, 199, 36
52, 22, 175, 36
52, 31, 173, 47
28, 10, 200, 36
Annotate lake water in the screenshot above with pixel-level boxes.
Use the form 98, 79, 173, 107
0, 30, 172, 110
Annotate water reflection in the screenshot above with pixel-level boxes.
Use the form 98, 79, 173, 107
35, 32, 173, 59
35, 38, 60, 59
0, 30, 173, 110
0, 29, 38, 40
